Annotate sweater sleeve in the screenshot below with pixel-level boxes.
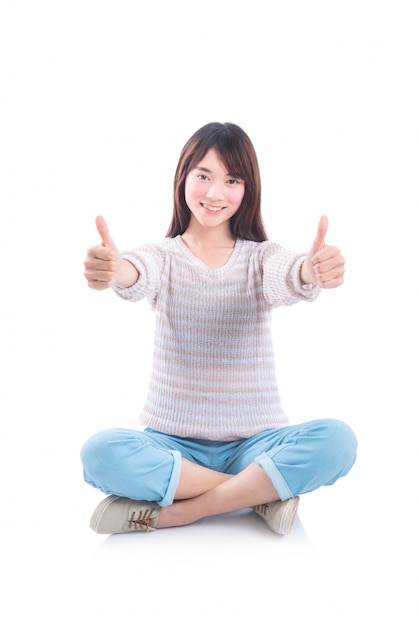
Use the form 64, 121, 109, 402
260, 242, 321, 307
112, 243, 165, 303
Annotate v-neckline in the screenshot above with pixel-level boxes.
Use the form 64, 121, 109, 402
176, 235, 242, 274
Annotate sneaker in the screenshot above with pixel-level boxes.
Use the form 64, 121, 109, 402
253, 496, 300, 535
90, 494, 161, 534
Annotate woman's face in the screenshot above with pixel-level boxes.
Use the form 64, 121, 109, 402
185, 148, 245, 231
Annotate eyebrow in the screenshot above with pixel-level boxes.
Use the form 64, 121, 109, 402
194, 165, 238, 177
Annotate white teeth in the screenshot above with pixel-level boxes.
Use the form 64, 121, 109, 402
202, 203, 223, 212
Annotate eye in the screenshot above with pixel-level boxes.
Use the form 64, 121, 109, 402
226, 178, 243, 185
197, 174, 209, 181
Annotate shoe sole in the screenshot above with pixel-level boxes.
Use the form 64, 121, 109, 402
276, 496, 300, 534
90, 494, 121, 533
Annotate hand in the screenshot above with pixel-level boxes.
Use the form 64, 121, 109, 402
84, 216, 137, 290
301, 215, 345, 289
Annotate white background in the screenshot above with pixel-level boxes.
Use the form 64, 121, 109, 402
1, 1, 417, 624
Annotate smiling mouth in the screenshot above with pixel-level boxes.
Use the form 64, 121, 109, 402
201, 203, 225, 213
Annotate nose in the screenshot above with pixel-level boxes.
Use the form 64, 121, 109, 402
206, 181, 224, 200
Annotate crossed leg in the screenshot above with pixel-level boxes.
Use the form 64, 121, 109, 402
157, 458, 279, 528
82, 420, 357, 533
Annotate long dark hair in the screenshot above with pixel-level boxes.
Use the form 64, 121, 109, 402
166, 122, 268, 241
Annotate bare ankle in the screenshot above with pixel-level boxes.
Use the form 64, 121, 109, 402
156, 499, 202, 529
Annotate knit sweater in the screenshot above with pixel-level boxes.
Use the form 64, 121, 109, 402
114, 235, 320, 441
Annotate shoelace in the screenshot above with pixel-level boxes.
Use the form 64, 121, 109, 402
128, 508, 157, 531
253, 503, 270, 516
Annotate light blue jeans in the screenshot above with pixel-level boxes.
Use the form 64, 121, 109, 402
81, 419, 357, 507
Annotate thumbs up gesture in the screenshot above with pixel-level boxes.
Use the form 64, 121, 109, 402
84, 216, 138, 290
300, 216, 345, 289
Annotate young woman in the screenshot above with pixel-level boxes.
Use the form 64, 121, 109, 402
81, 122, 357, 536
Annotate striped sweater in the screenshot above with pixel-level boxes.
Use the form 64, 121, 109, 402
115, 235, 320, 441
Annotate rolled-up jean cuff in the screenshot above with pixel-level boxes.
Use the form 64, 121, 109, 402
158, 450, 182, 507
255, 452, 293, 501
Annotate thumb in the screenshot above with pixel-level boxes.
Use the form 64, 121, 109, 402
95, 215, 117, 249
311, 214, 329, 253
